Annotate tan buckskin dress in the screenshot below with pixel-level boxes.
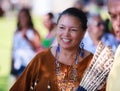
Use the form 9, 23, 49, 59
10, 48, 106, 91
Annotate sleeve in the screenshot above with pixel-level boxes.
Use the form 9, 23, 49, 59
9, 53, 41, 91
100, 84, 106, 91
106, 45, 120, 91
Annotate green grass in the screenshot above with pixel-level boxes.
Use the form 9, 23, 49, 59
0, 16, 15, 91
0, 15, 48, 91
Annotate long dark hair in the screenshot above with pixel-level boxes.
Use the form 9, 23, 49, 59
17, 8, 34, 31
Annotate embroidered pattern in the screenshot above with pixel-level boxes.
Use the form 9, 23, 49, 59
55, 49, 79, 91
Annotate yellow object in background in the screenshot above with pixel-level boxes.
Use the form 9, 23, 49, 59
106, 45, 120, 91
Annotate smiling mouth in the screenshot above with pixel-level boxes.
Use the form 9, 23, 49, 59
62, 38, 71, 43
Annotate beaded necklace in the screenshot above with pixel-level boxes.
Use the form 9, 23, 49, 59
55, 46, 80, 91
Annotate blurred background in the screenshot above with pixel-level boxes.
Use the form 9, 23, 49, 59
0, 0, 111, 91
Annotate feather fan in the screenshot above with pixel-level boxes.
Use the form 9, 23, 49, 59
77, 41, 114, 91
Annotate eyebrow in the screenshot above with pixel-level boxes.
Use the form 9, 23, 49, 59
58, 24, 65, 27
59, 24, 80, 28
59, 24, 64, 26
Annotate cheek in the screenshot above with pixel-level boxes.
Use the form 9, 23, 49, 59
57, 30, 61, 36
111, 20, 117, 29
57, 30, 62, 40
73, 33, 83, 42
113, 24, 118, 31
91, 27, 98, 33
20, 18, 28, 25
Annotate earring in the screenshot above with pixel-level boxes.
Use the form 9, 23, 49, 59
57, 44, 60, 53
80, 42, 84, 58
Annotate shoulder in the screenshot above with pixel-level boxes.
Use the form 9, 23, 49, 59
83, 49, 93, 59
102, 33, 117, 47
77, 49, 93, 72
78, 49, 93, 64
103, 33, 115, 40
24, 48, 54, 74
32, 48, 55, 64
37, 48, 54, 58
13, 32, 23, 41
14, 31, 21, 37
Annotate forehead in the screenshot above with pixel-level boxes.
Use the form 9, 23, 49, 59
58, 15, 81, 24
108, 0, 120, 13
58, 15, 82, 28
19, 11, 28, 17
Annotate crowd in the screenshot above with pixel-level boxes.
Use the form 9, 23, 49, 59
1, 0, 119, 91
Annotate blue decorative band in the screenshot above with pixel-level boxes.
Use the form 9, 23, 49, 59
76, 86, 87, 91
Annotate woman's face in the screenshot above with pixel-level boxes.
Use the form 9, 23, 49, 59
57, 15, 85, 50
19, 11, 29, 28
89, 16, 104, 38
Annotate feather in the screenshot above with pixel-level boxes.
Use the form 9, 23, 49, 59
77, 41, 114, 91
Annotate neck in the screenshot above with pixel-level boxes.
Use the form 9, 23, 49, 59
90, 34, 101, 46
57, 47, 79, 65
21, 27, 28, 31
61, 48, 78, 56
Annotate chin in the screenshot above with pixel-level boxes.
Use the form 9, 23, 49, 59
60, 45, 71, 49
61, 45, 76, 50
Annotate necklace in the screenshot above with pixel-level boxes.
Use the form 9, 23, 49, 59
55, 48, 79, 91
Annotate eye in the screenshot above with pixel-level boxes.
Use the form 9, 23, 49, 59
59, 26, 65, 30
110, 14, 117, 20
60, 26, 64, 29
71, 28, 77, 31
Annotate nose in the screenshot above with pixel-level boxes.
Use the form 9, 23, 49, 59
64, 28, 70, 36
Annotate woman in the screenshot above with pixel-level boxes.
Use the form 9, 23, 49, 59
42, 12, 56, 48
11, 8, 42, 78
10, 7, 105, 91
82, 13, 117, 54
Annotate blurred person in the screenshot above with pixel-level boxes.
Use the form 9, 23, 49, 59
84, 0, 99, 15
10, 7, 42, 85
108, 0, 120, 46
42, 12, 57, 48
73, 0, 84, 11
82, 13, 117, 54
106, 0, 120, 91
0, 5, 4, 17
73, 0, 90, 17
9, 0, 20, 11
10, 7, 107, 91
104, 18, 113, 33
84, 0, 109, 21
